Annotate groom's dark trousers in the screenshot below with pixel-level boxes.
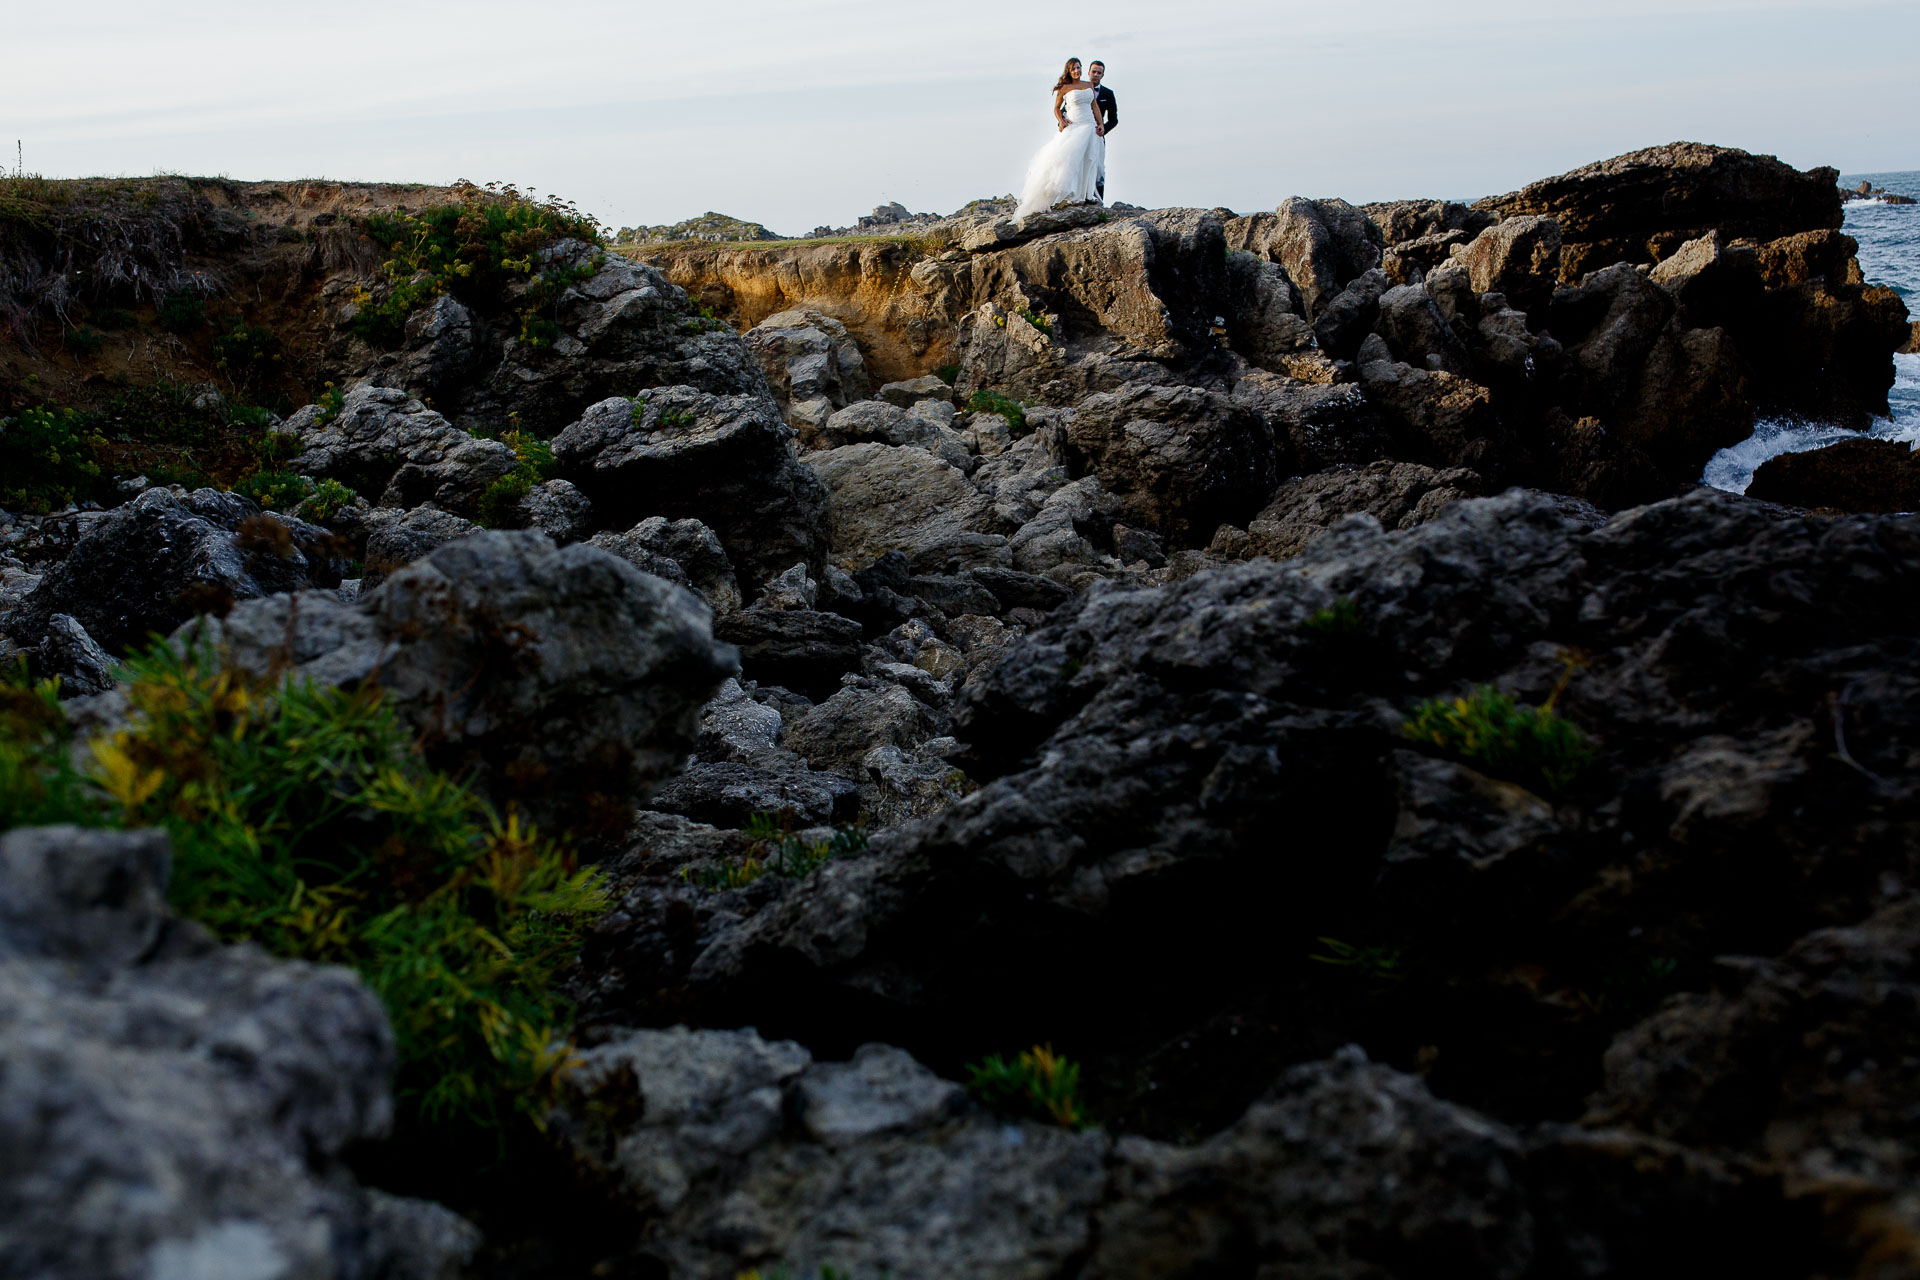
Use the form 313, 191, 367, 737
1093, 85, 1118, 198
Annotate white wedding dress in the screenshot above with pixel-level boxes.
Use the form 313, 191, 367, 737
1014, 88, 1105, 219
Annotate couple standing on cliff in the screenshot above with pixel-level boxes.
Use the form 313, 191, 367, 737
1013, 58, 1118, 220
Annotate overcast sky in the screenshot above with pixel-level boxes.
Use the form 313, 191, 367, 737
8, 0, 1917, 235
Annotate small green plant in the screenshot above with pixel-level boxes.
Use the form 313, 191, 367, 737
0, 665, 106, 829
295, 477, 356, 523
965, 1044, 1087, 1129
967, 389, 1027, 437
681, 301, 727, 334
65, 326, 105, 356
477, 470, 534, 528
157, 290, 205, 333
679, 813, 869, 891
211, 316, 283, 396
314, 381, 346, 425
233, 468, 312, 512
1402, 661, 1593, 795
1303, 597, 1362, 639
1014, 307, 1054, 336
1309, 937, 1407, 991
90, 307, 137, 330
61, 640, 610, 1136
934, 363, 961, 385
0, 405, 106, 512
655, 406, 697, 430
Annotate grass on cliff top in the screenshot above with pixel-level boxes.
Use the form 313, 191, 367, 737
1, 646, 609, 1143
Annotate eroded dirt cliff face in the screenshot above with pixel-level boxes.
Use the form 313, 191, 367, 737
5, 143, 1919, 1280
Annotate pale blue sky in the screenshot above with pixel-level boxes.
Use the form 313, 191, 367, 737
8, 0, 1917, 234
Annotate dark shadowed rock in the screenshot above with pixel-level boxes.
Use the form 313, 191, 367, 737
714, 608, 864, 699
1480, 142, 1842, 280
1064, 383, 1282, 545
1238, 460, 1482, 560
591, 515, 743, 617
1747, 437, 1920, 512
552, 386, 830, 587
1449, 215, 1564, 313
0, 825, 478, 1280
647, 760, 861, 827
361, 505, 478, 588
8, 488, 347, 655
1314, 268, 1392, 360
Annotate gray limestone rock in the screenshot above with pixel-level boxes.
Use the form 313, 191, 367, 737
1240, 460, 1482, 561
280, 383, 519, 516
744, 308, 872, 438
806, 442, 1011, 573
591, 514, 743, 617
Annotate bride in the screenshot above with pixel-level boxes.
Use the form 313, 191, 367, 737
1014, 58, 1105, 220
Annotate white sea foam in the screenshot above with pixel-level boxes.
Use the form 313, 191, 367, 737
1702, 355, 1920, 494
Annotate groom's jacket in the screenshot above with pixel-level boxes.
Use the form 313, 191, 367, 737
1094, 85, 1118, 133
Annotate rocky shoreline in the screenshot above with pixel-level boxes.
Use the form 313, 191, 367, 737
2, 142, 1917, 1279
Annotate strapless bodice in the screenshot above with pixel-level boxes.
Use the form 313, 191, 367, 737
1060, 88, 1094, 124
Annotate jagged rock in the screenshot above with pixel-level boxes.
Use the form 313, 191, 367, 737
553, 1027, 1108, 1280
695, 677, 793, 766
858, 741, 973, 826
1313, 268, 1392, 360
394, 292, 474, 394
0, 825, 478, 1280
1374, 283, 1474, 375
713, 608, 864, 699
1449, 215, 1563, 313
1646, 230, 1764, 327
753, 562, 819, 611
817, 399, 972, 469
647, 760, 860, 827
1229, 373, 1391, 472
1224, 251, 1313, 372
1363, 198, 1499, 246
1747, 437, 1920, 512
744, 308, 873, 436
419, 245, 774, 436
1752, 228, 1865, 288
7, 487, 347, 654
280, 384, 519, 515
1239, 460, 1481, 560
1479, 142, 1842, 280
188, 530, 736, 824
1265, 198, 1387, 319
805, 442, 1010, 572
552, 387, 830, 588
29, 612, 116, 697
972, 428, 1073, 530
1009, 476, 1121, 578
362, 506, 478, 587
1063, 384, 1282, 545
878, 375, 954, 407
1357, 359, 1501, 470
590, 515, 743, 617
784, 683, 944, 774
510, 477, 593, 543
1087, 1048, 1532, 1279
1589, 897, 1920, 1251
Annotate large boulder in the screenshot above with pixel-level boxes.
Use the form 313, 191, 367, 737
1262, 197, 1387, 319
1236, 460, 1482, 560
0, 825, 477, 1280
805, 442, 1010, 572
1356, 359, 1502, 470
1448, 215, 1564, 313
590, 515, 743, 616
552, 386, 831, 588
712, 607, 864, 699
1063, 383, 1282, 545
1478, 142, 1842, 280
188, 530, 737, 826
1746, 437, 1920, 512
744, 307, 873, 438
5, 487, 347, 655
278, 383, 519, 515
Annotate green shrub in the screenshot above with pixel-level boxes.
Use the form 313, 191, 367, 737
0, 405, 106, 512
681, 301, 727, 334
295, 477, 356, 523
0, 667, 106, 829
1014, 307, 1053, 335
967, 389, 1027, 437
156, 290, 204, 333
1303, 597, 1361, 639
1309, 936, 1407, 993
60, 640, 611, 1133
934, 363, 961, 385
679, 813, 869, 891
211, 315, 283, 395
233, 467, 312, 512
90, 307, 137, 329
65, 326, 104, 356
351, 181, 603, 349
1402, 682, 1592, 795
965, 1044, 1087, 1128
476, 470, 534, 528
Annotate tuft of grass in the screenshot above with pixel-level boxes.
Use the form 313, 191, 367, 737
965, 1044, 1088, 1129
1309, 936, 1407, 993
934, 363, 960, 386
967, 389, 1028, 437
314, 381, 346, 425
679, 812, 869, 891
1403, 672, 1593, 796
295, 477, 356, 523
5, 643, 609, 1138
1303, 597, 1362, 639
211, 315, 283, 397
65, 326, 105, 356
473, 426, 556, 529
233, 468, 312, 513
157, 290, 205, 333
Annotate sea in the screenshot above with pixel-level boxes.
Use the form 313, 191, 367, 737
1699, 169, 1920, 493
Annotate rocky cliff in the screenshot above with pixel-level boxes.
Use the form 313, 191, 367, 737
1, 143, 1917, 1280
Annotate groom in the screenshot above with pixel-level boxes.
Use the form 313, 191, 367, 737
1089, 60, 1118, 200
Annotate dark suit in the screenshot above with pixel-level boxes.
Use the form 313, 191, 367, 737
1092, 85, 1118, 198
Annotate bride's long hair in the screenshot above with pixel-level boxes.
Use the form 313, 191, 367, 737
1053, 58, 1082, 91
